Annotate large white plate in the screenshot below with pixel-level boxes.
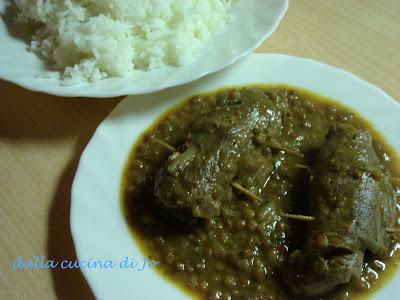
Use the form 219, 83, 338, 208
71, 54, 400, 299
0, 0, 288, 98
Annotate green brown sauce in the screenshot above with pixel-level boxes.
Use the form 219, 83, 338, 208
121, 85, 400, 300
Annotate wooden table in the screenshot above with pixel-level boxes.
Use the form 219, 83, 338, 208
1, 1, 399, 299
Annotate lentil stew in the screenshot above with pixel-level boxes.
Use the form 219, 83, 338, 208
122, 86, 400, 299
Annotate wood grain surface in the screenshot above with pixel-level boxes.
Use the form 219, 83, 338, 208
1, 1, 399, 299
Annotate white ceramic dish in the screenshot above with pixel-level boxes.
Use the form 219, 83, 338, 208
0, 0, 288, 98
71, 53, 400, 299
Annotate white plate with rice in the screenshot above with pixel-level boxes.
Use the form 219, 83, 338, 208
0, 0, 288, 98
71, 53, 400, 299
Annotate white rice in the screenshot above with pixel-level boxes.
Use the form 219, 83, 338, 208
15, 0, 234, 84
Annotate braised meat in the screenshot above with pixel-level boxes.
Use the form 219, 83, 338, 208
154, 89, 287, 221
284, 125, 397, 296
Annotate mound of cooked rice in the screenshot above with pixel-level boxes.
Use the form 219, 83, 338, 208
15, 0, 234, 84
